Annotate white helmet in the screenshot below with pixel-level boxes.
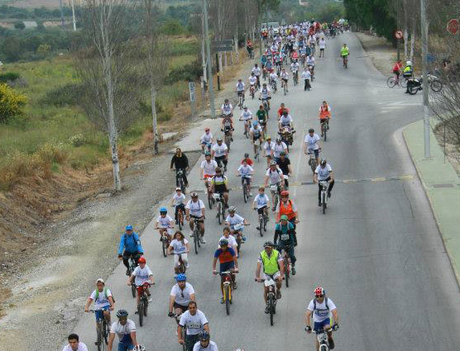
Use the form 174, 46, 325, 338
406, 60, 412, 66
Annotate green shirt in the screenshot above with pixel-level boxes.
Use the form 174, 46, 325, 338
256, 110, 267, 123
340, 47, 349, 56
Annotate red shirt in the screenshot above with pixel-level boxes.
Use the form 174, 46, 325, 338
214, 248, 236, 263
241, 158, 253, 167
278, 107, 290, 117
393, 62, 402, 72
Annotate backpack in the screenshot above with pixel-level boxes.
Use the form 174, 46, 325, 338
313, 297, 329, 311
95, 288, 115, 303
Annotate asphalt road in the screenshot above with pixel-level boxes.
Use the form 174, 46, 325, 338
72, 33, 460, 351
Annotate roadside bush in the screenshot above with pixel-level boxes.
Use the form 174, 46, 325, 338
0, 83, 27, 123
0, 72, 20, 84
39, 83, 84, 107
69, 133, 86, 147
14, 21, 25, 30
165, 59, 202, 84
161, 19, 186, 35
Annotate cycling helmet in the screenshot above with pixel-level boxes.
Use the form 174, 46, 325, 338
280, 215, 289, 221
215, 167, 222, 173
406, 60, 412, 66
283, 111, 288, 116
199, 331, 210, 341
125, 225, 133, 231
205, 152, 211, 157
264, 241, 275, 248
314, 286, 325, 297
280, 151, 286, 156
138, 257, 146, 264
116, 309, 129, 318
266, 135, 271, 140
217, 137, 223, 142
191, 192, 198, 198
253, 120, 258, 126
96, 278, 105, 284
228, 206, 236, 213
270, 160, 277, 166
280, 190, 289, 197
176, 273, 187, 282
160, 207, 167, 214
308, 128, 314, 133
244, 153, 249, 158
320, 159, 327, 166
134, 346, 146, 351
219, 238, 229, 246
276, 137, 282, 142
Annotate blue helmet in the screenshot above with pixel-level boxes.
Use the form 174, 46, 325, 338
176, 273, 187, 282
199, 331, 210, 341
160, 207, 167, 213
125, 225, 133, 231
253, 120, 258, 126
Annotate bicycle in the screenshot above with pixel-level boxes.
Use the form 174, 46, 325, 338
256, 276, 278, 326
386, 74, 407, 88
170, 313, 186, 351
238, 174, 252, 203
319, 180, 329, 214
172, 252, 187, 274
270, 78, 277, 93
222, 126, 232, 151
255, 208, 269, 237
342, 55, 348, 68
253, 138, 262, 162
214, 270, 237, 315
160, 228, 172, 258
174, 205, 185, 231
311, 327, 336, 351
191, 217, 203, 254
308, 150, 319, 173
176, 169, 187, 194
237, 92, 245, 110
232, 222, 248, 253
293, 71, 298, 86
250, 85, 255, 99
127, 256, 138, 298
282, 80, 288, 96
205, 178, 214, 209
260, 98, 270, 119
214, 192, 226, 225
320, 119, 329, 141
279, 245, 292, 288
90, 309, 110, 351
134, 282, 153, 327
269, 182, 281, 211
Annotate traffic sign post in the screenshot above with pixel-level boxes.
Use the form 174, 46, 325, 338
394, 30, 403, 61
188, 81, 196, 118
212, 39, 234, 53
447, 19, 459, 35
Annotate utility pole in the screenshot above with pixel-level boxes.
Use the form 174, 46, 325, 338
59, 0, 65, 27
201, 13, 207, 87
71, 0, 77, 31
203, 0, 216, 118
420, 0, 430, 158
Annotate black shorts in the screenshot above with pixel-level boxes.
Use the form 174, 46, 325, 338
257, 206, 268, 214
173, 302, 189, 311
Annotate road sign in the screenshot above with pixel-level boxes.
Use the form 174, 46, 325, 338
447, 19, 459, 34
394, 30, 403, 39
188, 81, 195, 102
212, 40, 234, 52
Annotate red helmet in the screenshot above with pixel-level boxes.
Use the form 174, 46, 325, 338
280, 190, 289, 197
138, 257, 146, 264
314, 286, 325, 297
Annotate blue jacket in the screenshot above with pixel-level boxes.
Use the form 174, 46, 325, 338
118, 232, 144, 255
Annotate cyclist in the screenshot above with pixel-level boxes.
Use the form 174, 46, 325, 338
276, 152, 292, 188
211, 138, 228, 171
193, 331, 218, 351
256, 242, 285, 313
256, 104, 268, 133
200, 153, 218, 192
155, 207, 174, 242
200, 128, 213, 154
274, 215, 296, 275
219, 226, 239, 257
301, 67, 312, 91
250, 120, 264, 158
276, 190, 299, 244
252, 186, 270, 230
168, 231, 190, 274
85, 278, 114, 331
303, 128, 321, 167
237, 159, 254, 197
171, 187, 186, 225
239, 106, 253, 137
392, 59, 403, 81
305, 287, 339, 351
221, 99, 233, 117
259, 83, 272, 110
185, 192, 206, 243
318, 37, 326, 58
170, 147, 189, 188
117, 225, 144, 276
340, 43, 349, 67
62, 334, 88, 351
169, 274, 196, 319
280, 68, 289, 92
225, 206, 249, 242
246, 39, 254, 58
264, 161, 284, 211
277, 103, 289, 120
210, 167, 229, 209
269, 70, 278, 92
235, 78, 245, 103
221, 114, 234, 141
108, 309, 139, 351
306, 54, 315, 77
314, 159, 335, 207
278, 110, 293, 131
127, 256, 154, 305
273, 137, 289, 162
290, 60, 300, 84
263, 136, 275, 167
178, 301, 210, 351
213, 238, 239, 297
319, 101, 331, 136
241, 152, 254, 167
248, 72, 257, 92
252, 63, 262, 89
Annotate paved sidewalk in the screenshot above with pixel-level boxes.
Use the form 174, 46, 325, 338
404, 120, 460, 283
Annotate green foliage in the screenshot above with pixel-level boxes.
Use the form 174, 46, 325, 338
14, 21, 25, 30
0, 5, 78, 20
160, 18, 187, 35
0, 72, 20, 84
39, 83, 85, 107
0, 83, 27, 123
165, 59, 202, 84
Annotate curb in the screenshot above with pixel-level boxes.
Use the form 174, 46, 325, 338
402, 125, 460, 289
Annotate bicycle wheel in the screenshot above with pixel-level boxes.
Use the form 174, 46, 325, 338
144, 300, 148, 317
269, 295, 274, 326
194, 230, 199, 254
430, 79, 443, 92
225, 285, 231, 315
386, 76, 397, 88
178, 212, 183, 231
259, 217, 264, 237
162, 238, 167, 257
324, 127, 327, 142
208, 193, 213, 209
322, 192, 327, 214
319, 344, 328, 351
264, 216, 268, 232
96, 325, 102, 351
285, 259, 290, 288
399, 78, 407, 88
103, 320, 109, 345
310, 159, 317, 173
243, 183, 248, 203
131, 284, 136, 298
408, 86, 419, 95
138, 302, 144, 327
217, 202, 222, 225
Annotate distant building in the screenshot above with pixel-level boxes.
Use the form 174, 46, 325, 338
23, 21, 38, 29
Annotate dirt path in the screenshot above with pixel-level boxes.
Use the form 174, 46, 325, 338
355, 32, 396, 76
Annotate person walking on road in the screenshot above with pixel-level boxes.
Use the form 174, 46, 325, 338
62, 334, 88, 351
178, 301, 210, 351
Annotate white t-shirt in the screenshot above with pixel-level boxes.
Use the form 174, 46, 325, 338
236, 82, 245, 92
248, 76, 257, 85
264, 141, 275, 153
186, 199, 205, 217
301, 70, 311, 80
62, 343, 88, 351
273, 142, 287, 158
307, 298, 337, 323
250, 126, 263, 138
221, 103, 233, 115
307, 57, 315, 66
200, 132, 213, 144
281, 71, 289, 80
225, 214, 244, 227
169, 238, 189, 254
260, 87, 271, 99
265, 167, 283, 185
170, 282, 195, 306
218, 235, 238, 249
90, 288, 112, 309
315, 164, 332, 181
319, 40, 326, 49
201, 160, 218, 176
269, 73, 278, 82
173, 192, 186, 206
254, 193, 270, 209
157, 215, 173, 228
291, 63, 299, 73
193, 340, 219, 351
252, 66, 261, 76
110, 319, 136, 339
279, 115, 292, 126
179, 310, 209, 335
212, 143, 228, 158
240, 110, 253, 121
237, 164, 253, 177
305, 134, 320, 150
132, 265, 153, 286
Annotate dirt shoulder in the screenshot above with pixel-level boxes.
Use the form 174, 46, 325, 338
355, 31, 396, 76
0, 49, 255, 351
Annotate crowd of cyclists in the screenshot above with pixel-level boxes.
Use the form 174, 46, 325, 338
63, 19, 351, 351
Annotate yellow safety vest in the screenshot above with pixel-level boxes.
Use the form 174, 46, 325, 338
260, 250, 280, 275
